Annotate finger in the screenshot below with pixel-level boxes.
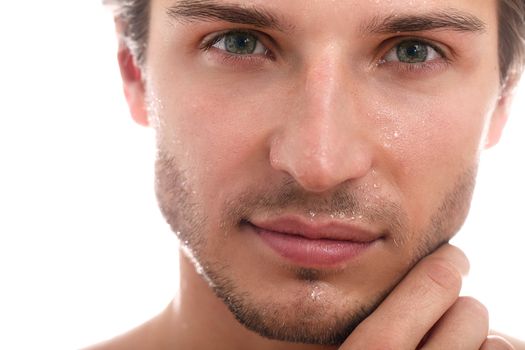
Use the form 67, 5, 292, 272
430, 244, 470, 276
341, 244, 468, 350
421, 296, 488, 349
480, 336, 515, 350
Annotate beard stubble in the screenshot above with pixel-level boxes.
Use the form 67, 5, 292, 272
154, 149, 477, 345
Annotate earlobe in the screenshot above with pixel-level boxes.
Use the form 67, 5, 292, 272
118, 44, 149, 127
484, 82, 515, 149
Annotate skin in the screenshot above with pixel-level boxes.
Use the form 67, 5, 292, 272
88, 0, 525, 349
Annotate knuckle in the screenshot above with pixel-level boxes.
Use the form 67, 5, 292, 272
366, 342, 397, 350
423, 257, 463, 293
441, 244, 470, 273
481, 336, 516, 350
456, 296, 489, 320
363, 331, 401, 350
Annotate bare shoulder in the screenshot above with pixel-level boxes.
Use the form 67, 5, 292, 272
491, 331, 525, 350
81, 321, 156, 350
81, 308, 173, 350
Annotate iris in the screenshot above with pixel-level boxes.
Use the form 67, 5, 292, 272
224, 32, 258, 55
396, 41, 429, 63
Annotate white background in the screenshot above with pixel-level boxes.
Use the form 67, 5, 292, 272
0, 2, 523, 349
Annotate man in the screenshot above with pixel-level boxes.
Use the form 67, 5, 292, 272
90, 0, 525, 348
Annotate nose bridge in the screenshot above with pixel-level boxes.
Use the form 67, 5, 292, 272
300, 54, 346, 167
300, 46, 350, 151
270, 49, 372, 192
304, 51, 341, 122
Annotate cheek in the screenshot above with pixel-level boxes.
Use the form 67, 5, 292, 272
375, 86, 496, 229
396, 92, 493, 170
150, 74, 279, 207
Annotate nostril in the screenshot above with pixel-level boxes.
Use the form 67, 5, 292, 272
269, 138, 373, 193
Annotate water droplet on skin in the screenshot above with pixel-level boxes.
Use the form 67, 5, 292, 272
373, 183, 380, 189
309, 211, 316, 217
310, 286, 324, 301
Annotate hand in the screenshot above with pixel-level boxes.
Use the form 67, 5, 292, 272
339, 244, 515, 350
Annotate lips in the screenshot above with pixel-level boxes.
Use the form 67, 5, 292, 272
248, 216, 383, 268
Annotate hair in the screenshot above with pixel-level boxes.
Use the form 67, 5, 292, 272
106, 0, 525, 83
105, 0, 150, 65
499, 0, 525, 83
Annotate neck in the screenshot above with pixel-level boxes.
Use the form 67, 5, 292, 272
159, 248, 338, 350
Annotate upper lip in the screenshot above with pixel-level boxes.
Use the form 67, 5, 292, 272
249, 215, 383, 242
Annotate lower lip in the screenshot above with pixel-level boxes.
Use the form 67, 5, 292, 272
252, 226, 375, 268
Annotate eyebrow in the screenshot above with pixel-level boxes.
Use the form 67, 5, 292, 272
362, 9, 487, 35
166, 0, 292, 32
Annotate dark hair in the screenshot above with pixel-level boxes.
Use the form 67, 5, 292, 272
499, 0, 525, 82
106, 0, 525, 82
105, 0, 150, 65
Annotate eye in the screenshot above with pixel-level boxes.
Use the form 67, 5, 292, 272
210, 31, 268, 55
384, 40, 442, 63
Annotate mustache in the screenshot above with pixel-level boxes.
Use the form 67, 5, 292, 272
223, 178, 408, 235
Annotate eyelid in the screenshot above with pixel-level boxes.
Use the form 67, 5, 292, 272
199, 29, 273, 55
384, 42, 440, 63
379, 37, 450, 63
374, 37, 453, 76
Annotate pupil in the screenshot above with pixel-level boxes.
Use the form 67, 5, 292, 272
236, 37, 247, 49
407, 45, 419, 57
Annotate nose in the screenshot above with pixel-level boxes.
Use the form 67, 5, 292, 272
269, 53, 373, 193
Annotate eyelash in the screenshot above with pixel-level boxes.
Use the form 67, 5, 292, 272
199, 30, 450, 73
377, 38, 450, 74
199, 30, 275, 66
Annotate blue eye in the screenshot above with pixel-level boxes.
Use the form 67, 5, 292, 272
211, 31, 267, 55
384, 40, 442, 63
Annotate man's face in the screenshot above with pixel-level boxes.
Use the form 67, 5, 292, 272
131, 0, 505, 345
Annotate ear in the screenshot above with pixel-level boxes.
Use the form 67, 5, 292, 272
484, 78, 517, 149
117, 41, 149, 127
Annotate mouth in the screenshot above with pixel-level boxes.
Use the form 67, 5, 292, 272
244, 216, 384, 269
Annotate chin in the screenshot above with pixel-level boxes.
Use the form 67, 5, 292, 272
205, 265, 393, 345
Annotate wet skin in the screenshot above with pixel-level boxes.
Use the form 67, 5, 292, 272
101, 0, 524, 349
